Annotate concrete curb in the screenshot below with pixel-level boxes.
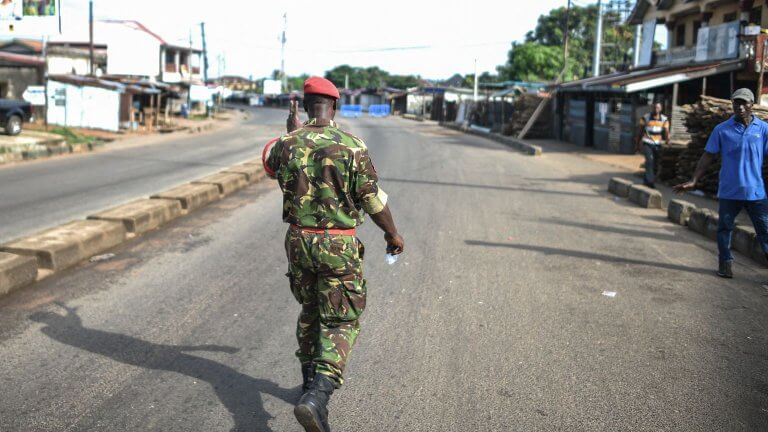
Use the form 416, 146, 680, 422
628, 184, 662, 209
0, 154, 271, 297
440, 122, 542, 156
192, 172, 249, 196
606, 178, 767, 268
668, 199, 696, 226
0, 252, 37, 296
151, 183, 221, 212
88, 199, 183, 236
223, 163, 266, 184
0, 220, 127, 273
608, 177, 632, 198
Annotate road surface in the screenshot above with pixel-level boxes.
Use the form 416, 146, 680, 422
0, 107, 285, 243
1, 116, 767, 431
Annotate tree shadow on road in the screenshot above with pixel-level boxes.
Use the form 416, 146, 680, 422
537, 217, 684, 243
465, 240, 712, 274
381, 177, 599, 198
29, 304, 298, 432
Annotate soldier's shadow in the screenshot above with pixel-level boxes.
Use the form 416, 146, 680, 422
29, 304, 299, 432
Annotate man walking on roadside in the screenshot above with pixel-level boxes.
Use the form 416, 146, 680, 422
264, 76, 404, 432
637, 102, 670, 188
674, 88, 768, 279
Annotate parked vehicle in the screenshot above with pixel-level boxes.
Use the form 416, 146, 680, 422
0, 99, 34, 136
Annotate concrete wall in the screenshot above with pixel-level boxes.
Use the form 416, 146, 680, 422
0, 67, 42, 99
104, 23, 161, 78
48, 56, 91, 75
642, 0, 755, 27
47, 80, 121, 131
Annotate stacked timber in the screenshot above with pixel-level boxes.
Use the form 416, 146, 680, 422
659, 141, 687, 182
503, 94, 551, 138
669, 96, 768, 195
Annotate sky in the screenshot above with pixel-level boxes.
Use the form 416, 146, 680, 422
9, 0, 575, 80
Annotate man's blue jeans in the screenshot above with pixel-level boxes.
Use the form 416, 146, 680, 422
718, 198, 768, 262
643, 143, 661, 184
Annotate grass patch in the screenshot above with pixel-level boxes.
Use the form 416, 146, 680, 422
49, 127, 96, 145
188, 114, 210, 121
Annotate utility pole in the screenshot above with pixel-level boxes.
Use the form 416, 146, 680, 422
200, 22, 209, 82
633, 24, 642, 67
563, 0, 571, 73
593, 0, 604, 77
43, 35, 49, 130
520, 0, 571, 140
473, 58, 478, 102
89, 0, 95, 76
280, 13, 287, 92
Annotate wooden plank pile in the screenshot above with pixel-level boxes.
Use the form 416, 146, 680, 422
503, 94, 551, 138
659, 141, 687, 182
668, 96, 768, 195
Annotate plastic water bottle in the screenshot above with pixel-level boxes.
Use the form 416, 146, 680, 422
385, 253, 399, 265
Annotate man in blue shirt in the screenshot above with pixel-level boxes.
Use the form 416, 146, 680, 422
674, 88, 768, 278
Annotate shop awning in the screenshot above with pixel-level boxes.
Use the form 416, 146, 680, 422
558, 59, 745, 94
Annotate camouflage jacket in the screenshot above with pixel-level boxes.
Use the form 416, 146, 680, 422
265, 118, 388, 229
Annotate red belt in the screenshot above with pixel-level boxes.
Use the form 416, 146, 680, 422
290, 224, 356, 236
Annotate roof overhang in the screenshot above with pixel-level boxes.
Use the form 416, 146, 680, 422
627, 0, 652, 25
558, 59, 745, 94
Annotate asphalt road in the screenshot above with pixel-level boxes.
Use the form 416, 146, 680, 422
1, 116, 768, 431
0, 106, 286, 243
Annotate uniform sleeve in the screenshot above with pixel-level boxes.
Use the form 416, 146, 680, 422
351, 148, 388, 215
704, 127, 720, 154
264, 138, 284, 178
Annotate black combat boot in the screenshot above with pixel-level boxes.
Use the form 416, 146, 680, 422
294, 374, 335, 432
717, 260, 733, 278
301, 363, 315, 392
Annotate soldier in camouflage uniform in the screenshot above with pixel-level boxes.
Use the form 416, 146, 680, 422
264, 76, 404, 432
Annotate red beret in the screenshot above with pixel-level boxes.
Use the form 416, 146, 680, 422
304, 76, 340, 100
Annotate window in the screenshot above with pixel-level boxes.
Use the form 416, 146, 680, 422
693, 21, 702, 44
724, 12, 738, 23
676, 24, 686, 47
164, 50, 177, 73
750, 6, 762, 26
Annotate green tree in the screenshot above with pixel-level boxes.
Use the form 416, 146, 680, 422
498, 4, 634, 82
325, 65, 423, 89
497, 42, 566, 82
325, 65, 364, 88
386, 74, 421, 89
286, 73, 309, 92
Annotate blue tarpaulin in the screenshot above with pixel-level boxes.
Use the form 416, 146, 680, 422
368, 104, 390, 117
340, 105, 362, 118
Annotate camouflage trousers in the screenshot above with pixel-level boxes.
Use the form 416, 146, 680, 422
284, 228, 366, 388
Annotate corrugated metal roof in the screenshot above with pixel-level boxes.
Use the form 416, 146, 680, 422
49, 74, 126, 91
99, 20, 167, 44
558, 59, 745, 94
0, 51, 45, 66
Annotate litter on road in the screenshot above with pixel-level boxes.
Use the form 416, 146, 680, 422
89, 253, 116, 263
602, 290, 617, 298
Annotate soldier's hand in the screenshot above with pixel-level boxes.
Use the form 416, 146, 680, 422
672, 180, 696, 194
385, 232, 404, 255
287, 100, 301, 133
